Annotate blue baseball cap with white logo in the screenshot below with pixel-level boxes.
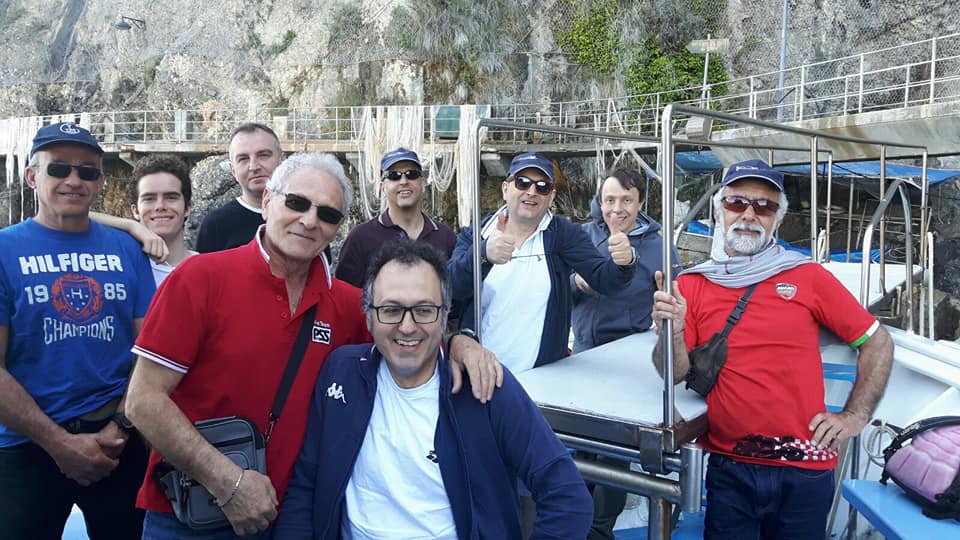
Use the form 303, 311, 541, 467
507, 152, 555, 181
722, 159, 784, 192
380, 147, 422, 173
30, 123, 104, 157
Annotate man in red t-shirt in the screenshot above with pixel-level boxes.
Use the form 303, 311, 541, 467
125, 152, 502, 540
652, 159, 893, 540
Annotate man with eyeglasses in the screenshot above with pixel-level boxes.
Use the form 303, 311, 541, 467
449, 152, 636, 375
274, 239, 592, 540
652, 159, 893, 539
335, 148, 456, 288
0, 123, 156, 539
125, 152, 501, 539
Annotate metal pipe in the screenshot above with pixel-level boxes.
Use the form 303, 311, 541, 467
649, 497, 672, 540
920, 151, 929, 285
471, 118, 484, 340
777, 0, 789, 122
660, 105, 677, 431
879, 146, 887, 295
928, 231, 935, 339
679, 443, 704, 514
810, 136, 819, 255
573, 458, 683, 504
556, 433, 648, 465
825, 153, 834, 258
859, 178, 913, 308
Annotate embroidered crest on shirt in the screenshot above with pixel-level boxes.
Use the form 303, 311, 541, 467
51, 273, 104, 324
326, 382, 346, 403
312, 320, 331, 344
775, 282, 798, 301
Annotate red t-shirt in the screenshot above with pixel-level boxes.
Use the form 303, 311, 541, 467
132, 240, 370, 511
678, 264, 877, 469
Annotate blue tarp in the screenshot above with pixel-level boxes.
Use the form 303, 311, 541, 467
674, 151, 960, 187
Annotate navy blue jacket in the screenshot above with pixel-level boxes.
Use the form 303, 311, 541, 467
449, 212, 634, 368
273, 344, 592, 540
571, 198, 678, 352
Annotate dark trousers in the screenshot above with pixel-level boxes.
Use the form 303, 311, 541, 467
0, 433, 148, 540
704, 453, 835, 540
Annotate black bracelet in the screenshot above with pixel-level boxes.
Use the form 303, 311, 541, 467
447, 328, 479, 352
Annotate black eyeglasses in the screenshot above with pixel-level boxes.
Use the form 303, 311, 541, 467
44, 163, 102, 181
277, 192, 344, 224
369, 304, 443, 324
510, 175, 554, 195
721, 195, 780, 217
383, 170, 423, 181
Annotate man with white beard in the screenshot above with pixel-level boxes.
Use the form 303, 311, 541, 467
651, 159, 893, 540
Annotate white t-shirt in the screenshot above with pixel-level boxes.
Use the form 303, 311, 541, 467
149, 250, 197, 286
342, 361, 456, 540
480, 208, 552, 374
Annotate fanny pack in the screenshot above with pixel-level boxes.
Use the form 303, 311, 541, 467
880, 415, 960, 521
157, 304, 318, 530
684, 284, 757, 397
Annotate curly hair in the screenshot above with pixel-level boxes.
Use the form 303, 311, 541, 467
128, 154, 192, 205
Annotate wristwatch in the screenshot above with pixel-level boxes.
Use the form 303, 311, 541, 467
111, 411, 135, 433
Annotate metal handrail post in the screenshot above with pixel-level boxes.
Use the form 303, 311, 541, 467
470, 118, 484, 340
809, 136, 819, 256
879, 146, 887, 294
659, 105, 676, 432
929, 37, 938, 104
825, 153, 834, 258
799, 65, 806, 121
857, 53, 863, 113
920, 152, 929, 282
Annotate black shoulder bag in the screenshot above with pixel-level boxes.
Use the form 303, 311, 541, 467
684, 284, 758, 397
157, 304, 318, 530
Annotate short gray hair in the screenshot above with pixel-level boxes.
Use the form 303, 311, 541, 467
712, 185, 789, 228
265, 152, 353, 213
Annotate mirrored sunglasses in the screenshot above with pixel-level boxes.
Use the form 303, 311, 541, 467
721, 195, 780, 217
383, 170, 423, 181
45, 163, 102, 181
280, 192, 344, 225
510, 175, 554, 195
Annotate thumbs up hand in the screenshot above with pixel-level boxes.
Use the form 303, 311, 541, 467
608, 231, 635, 266
485, 213, 516, 264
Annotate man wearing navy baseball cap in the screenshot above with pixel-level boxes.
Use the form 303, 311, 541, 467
0, 123, 156, 538
449, 152, 636, 375
652, 158, 892, 539
335, 147, 456, 288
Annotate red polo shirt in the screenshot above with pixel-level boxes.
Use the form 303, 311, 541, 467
133, 237, 370, 511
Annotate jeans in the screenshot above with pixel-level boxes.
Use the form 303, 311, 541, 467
142, 511, 273, 540
704, 453, 835, 540
0, 433, 148, 540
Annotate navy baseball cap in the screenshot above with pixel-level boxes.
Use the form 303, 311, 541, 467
380, 147, 422, 173
722, 159, 784, 192
30, 123, 104, 158
507, 152, 555, 181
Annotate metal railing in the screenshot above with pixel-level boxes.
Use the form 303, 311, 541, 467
4, 33, 958, 148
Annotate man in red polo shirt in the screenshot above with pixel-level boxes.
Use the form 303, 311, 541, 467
126, 152, 500, 540
652, 159, 893, 540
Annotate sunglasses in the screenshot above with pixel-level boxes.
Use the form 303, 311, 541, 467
383, 170, 423, 181
45, 163, 102, 181
510, 175, 554, 195
721, 195, 780, 217
278, 192, 344, 224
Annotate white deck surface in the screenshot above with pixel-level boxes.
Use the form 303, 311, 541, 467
515, 331, 706, 425
821, 261, 917, 308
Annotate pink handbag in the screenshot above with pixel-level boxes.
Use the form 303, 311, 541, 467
881, 416, 960, 521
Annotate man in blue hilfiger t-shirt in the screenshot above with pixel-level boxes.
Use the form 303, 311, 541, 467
0, 123, 156, 540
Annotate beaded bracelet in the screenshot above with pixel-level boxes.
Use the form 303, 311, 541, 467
216, 469, 245, 508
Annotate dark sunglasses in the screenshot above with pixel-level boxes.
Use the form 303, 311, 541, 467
510, 175, 554, 195
721, 195, 780, 217
279, 192, 344, 224
45, 163, 102, 181
383, 170, 423, 181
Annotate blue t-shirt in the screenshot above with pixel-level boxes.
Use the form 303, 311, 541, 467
0, 219, 156, 447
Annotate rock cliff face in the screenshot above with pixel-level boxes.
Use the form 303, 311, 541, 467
0, 1, 955, 117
